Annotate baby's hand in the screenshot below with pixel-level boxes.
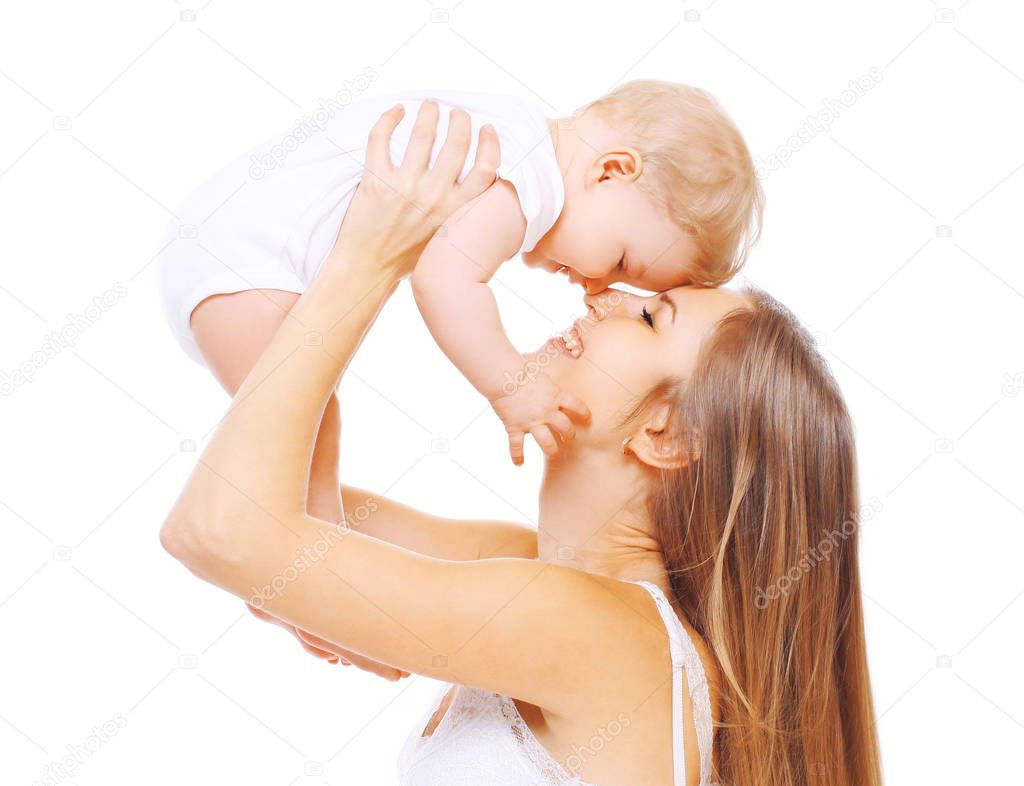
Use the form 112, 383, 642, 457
490, 364, 591, 465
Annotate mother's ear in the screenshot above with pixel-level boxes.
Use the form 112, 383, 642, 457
624, 404, 697, 471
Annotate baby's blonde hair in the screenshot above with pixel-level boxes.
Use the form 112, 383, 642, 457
580, 80, 764, 285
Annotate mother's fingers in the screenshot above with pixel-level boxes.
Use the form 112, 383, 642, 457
295, 634, 339, 661
431, 108, 472, 184
248, 607, 340, 661
459, 123, 500, 198
247, 603, 295, 633
295, 627, 341, 655
364, 104, 406, 177
342, 652, 408, 681
402, 100, 440, 172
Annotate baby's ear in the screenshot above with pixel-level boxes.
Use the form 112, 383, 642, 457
586, 148, 644, 186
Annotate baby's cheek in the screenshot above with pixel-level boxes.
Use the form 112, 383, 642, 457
551, 217, 607, 271
572, 245, 619, 280
635, 266, 694, 292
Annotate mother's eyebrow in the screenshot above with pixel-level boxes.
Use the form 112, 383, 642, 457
659, 293, 677, 323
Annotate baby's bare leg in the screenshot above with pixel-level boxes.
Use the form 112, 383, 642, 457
190, 290, 406, 676
190, 289, 343, 524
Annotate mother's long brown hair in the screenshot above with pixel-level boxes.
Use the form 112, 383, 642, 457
627, 288, 882, 785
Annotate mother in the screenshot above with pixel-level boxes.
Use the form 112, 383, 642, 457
161, 106, 882, 786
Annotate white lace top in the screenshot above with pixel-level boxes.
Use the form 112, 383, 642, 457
396, 580, 716, 786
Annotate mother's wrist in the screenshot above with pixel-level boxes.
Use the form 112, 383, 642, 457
292, 255, 398, 353
322, 239, 406, 284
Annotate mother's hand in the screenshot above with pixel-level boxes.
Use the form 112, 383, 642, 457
247, 605, 410, 681
329, 100, 500, 280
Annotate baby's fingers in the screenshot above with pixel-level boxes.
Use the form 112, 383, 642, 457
547, 410, 575, 444
530, 425, 559, 458
557, 391, 591, 424
508, 430, 526, 466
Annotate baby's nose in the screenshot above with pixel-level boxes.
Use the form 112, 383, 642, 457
582, 275, 611, 295
564, 268, 586, 288
583, 288, 624, 320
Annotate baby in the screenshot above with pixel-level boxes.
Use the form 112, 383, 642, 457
157, 80, 762, 521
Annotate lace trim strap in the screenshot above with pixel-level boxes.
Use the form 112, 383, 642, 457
633, 580, 715, 785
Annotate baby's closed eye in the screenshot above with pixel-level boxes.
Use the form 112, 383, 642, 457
622, 262, 695, 292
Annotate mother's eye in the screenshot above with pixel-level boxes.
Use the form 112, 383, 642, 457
641, 306, 654, 328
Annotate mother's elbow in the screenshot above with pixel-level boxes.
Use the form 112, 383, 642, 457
159, 503, 238, 576
159, 506, 205, 570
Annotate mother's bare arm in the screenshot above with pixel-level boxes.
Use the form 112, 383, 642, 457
342, 484, 537, 560
160, 104, 657, 718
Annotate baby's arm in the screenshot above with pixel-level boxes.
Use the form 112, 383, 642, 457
411, 179, 525, 400
411, 180, 589, 464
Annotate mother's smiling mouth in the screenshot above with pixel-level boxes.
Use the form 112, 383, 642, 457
550, 319, 585, 359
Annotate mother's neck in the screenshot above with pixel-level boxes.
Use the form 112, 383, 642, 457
537, 445, 669, 588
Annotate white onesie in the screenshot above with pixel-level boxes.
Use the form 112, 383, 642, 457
156, 89, 565, 365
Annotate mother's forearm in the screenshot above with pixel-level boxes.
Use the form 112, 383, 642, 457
165, 253, 398, 540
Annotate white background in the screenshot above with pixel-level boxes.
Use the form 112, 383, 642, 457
1, 0, 1022, 783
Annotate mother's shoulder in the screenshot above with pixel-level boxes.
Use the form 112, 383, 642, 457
562, 571, 720, 715
546, 571, 686, 688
